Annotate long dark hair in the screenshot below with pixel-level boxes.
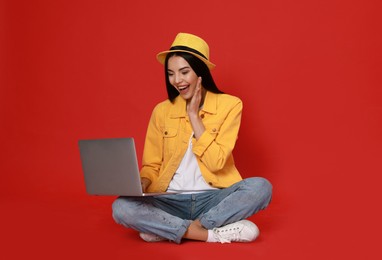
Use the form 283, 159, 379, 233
164, 52, 224, 102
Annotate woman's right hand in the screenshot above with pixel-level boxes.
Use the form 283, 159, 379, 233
140, 177, 152, 192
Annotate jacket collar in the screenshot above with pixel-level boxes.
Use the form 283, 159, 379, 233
170, 91, 218, 118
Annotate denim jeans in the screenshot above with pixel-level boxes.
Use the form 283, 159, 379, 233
112, 177, 272, 244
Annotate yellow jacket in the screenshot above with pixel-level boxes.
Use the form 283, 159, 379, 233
140, 91, 243, 192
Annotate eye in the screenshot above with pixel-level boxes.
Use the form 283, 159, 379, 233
181, 70, 189, 75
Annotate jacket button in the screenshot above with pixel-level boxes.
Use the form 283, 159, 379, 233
208, 182, 213, 185
164, 131, 168, 135
201, 114, 205, 119
212, 128, 217, 132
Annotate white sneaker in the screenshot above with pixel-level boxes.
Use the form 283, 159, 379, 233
212, 220, 260, 243
139, 232, 167, 242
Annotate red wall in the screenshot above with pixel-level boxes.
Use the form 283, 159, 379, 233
1, 0, 381, 258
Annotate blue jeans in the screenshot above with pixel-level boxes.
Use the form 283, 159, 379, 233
112, 177, 272, 244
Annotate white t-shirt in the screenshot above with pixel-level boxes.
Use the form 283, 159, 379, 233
167, 134, 218, 194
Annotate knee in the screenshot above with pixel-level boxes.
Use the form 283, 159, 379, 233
112, 198, 124, 224
112, 197, 132, 224
245, 177, 273, 200
112, 197, 145, 227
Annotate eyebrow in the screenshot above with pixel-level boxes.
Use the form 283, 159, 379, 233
167, 66, 190, 72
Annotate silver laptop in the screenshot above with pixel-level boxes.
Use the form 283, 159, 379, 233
78, 137, 175, 196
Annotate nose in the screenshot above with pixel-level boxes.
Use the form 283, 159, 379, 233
173, 73, 182, 84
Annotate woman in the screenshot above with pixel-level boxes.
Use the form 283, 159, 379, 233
112, 33, 272, 244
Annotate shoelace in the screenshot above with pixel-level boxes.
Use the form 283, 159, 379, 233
213, 226, 242, 243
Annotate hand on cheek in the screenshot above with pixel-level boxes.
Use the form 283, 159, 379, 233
187, 77, 202, 116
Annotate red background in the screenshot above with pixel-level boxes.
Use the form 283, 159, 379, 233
1, 0, 381, 259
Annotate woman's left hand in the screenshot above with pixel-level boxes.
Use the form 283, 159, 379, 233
187, 77, 206, 139
187, 77, 202, 116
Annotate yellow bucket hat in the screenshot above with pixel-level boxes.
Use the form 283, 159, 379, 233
156, 32, 216, 70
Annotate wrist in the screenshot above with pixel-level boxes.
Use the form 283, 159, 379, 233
187, 112, 199, 120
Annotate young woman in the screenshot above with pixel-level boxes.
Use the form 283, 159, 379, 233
112, 33, 272, 244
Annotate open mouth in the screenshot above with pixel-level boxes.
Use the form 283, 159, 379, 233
178, 85, 189, 93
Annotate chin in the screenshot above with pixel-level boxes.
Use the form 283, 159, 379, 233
180, 94, 191, 100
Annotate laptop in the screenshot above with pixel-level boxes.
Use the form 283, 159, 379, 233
78, 137, 176, 196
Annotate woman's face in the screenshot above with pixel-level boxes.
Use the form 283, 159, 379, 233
167, 55, 199, 101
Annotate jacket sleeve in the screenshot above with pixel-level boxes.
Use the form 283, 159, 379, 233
140, 104, 163, 183
192, 98, 243, 173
